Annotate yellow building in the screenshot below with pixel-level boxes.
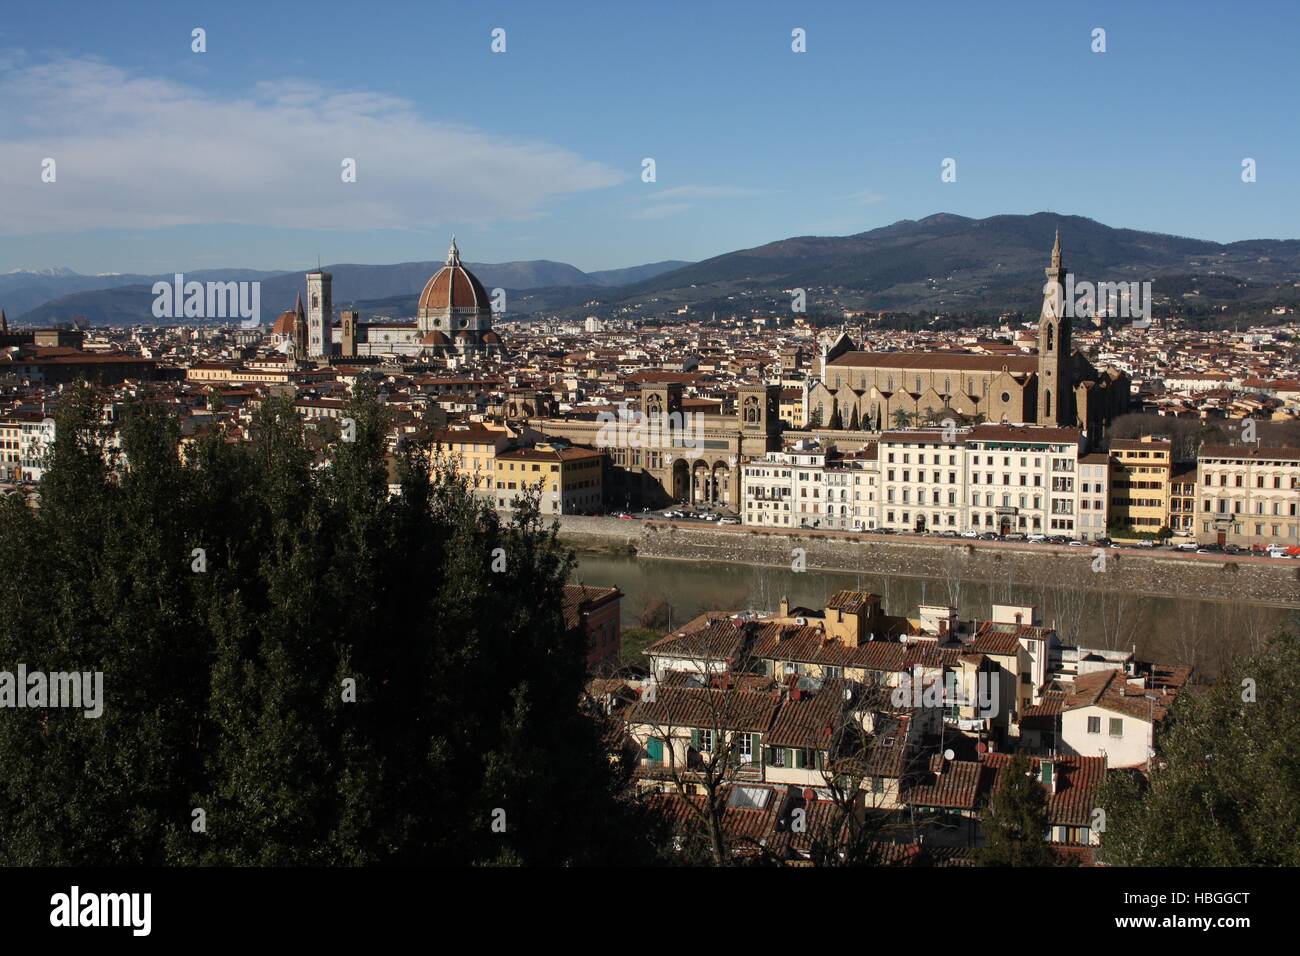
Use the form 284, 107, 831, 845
0, 418, 23, 480
186, 363, 236, 383
778, 387, 806, 429
493, 442, 605, 515
1108, 436, 1172, 535
432, 420, 519, 496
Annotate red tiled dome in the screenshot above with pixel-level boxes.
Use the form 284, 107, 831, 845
271, 310, 296, 335
420, 330, 451, 345
480, 330, 501, 344
417, 238, 489, 313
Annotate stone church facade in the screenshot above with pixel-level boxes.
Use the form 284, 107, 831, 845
807, 235, 1129, 440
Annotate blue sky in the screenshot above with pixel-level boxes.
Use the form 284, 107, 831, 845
0, 0, 1296, 275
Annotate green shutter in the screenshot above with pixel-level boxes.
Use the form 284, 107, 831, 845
764, 745, 776, 764
646, 737, 663, 763
690, 729, 701, 751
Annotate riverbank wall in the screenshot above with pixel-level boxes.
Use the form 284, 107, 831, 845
553, 517, 1300, 608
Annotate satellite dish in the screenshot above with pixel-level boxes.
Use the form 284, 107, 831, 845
943, 749, 955, 761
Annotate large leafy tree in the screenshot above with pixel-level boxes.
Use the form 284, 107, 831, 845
0, 385, 660, 866
1095, 633, 1300, 866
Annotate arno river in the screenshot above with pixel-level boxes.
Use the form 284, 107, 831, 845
573, 551, 1300, 676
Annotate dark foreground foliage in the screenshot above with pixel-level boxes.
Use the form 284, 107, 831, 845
0, 387, 663, 865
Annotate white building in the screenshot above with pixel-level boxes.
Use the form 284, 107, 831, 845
1077, 451, 1111, 541
965, 425, 1083, 537
878, 429, 967, 534
741, 439, 826, 528
1059, 661, 1188, 768
821, 444, 879, 531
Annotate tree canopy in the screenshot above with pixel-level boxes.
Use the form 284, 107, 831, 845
1095, 632, 1300, 866
0, 386, 660, 865
976, 752, 1054, 867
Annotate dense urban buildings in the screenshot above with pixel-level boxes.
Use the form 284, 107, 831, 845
3, 234, 1297, 549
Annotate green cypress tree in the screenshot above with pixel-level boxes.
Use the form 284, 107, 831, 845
1, 385, 666, 866
977, 752, 1054, 866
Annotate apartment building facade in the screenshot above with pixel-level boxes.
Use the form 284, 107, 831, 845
1077, 452, 1112, 540
1109, 436, 1172, 536
493, 442, 606, 515
0, 413, 57, 483
1168, 463, 1198, 535
1196, 444, 1300, 548
741, 425, 1091, 539
878, 429, 967, 534
964, 426, 1084, 538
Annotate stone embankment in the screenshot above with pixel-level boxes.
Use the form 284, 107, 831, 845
553, 516, 1300, 608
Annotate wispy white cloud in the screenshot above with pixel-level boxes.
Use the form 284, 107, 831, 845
629, 202, 695, 220
648, 185, 761, 200
846, 189, 888, 205
0, 54, 625, 235
628, 183, 761, 220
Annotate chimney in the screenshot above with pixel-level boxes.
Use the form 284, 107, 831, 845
779, 595, 790, 617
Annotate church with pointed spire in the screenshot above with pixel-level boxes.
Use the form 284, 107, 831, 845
806, 233, 1129, 439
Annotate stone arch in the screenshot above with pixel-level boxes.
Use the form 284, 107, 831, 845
672, 457, 690, 503
692, 459, 711, 506
711, 460, 731, 507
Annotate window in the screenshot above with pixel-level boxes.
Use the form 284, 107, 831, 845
1108, 718, 1123, 738
696, 729, 713, 753
1087, 716, 1100, 734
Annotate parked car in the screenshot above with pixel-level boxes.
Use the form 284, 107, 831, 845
615, 512, 633, 520
1026, 533, 1047, 543
960, 531, 979, 539
719, 516, 740, 525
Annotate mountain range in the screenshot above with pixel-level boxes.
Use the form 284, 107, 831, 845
7, 213, 1300, 327
3, 260, 692, 326
604, 212, 1300, 316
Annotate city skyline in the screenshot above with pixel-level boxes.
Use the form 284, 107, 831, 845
3, 0, 1299, 275
2, 0, 1298, 903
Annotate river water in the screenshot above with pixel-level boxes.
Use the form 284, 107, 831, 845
572, 551, 1299, 675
